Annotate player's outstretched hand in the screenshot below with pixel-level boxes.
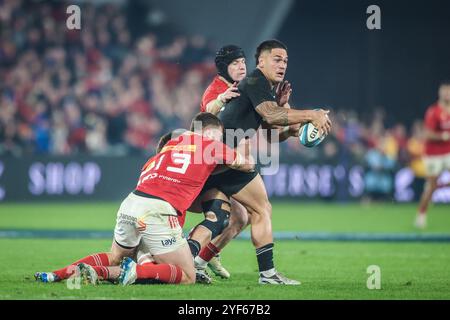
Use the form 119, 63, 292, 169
276, 80, 292, 107
218, 82, 240, 103
311, 109, 332, 136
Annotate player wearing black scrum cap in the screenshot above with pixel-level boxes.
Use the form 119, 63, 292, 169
200, 45, 247, 114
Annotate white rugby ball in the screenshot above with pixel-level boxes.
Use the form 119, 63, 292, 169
298, 122, 325, 147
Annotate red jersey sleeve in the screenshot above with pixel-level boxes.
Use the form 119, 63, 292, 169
200, 77, 229, 112
201, 86, 222, 112
424, 106, 438, 131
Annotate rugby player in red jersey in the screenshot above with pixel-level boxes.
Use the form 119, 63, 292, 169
415, 81, 450, 228
200, 45, 246, 114
34, 113, 254, 285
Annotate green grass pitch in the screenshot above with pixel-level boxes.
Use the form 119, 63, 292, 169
0, 202, 450, 299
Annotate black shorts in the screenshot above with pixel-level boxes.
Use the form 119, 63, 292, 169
201, 168, 259, 198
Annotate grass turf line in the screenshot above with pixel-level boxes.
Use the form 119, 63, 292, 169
1, 239, 450, 299
1, 202, 450, 234
1, 202, 449, 299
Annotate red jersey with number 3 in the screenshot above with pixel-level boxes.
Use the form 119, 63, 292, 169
424, 103, 450, 155
200, 76, 229, 112
135, 131, 236, 225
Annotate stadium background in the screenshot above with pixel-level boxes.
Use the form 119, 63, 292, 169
1, 0, 450, 299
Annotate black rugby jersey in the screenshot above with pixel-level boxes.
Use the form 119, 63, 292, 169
218, 68, 276, 147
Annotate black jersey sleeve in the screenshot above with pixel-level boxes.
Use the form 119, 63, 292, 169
245, 72, 276, 109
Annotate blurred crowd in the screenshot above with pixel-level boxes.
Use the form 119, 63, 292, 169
0, 0, 216, 157
283, 108, 427, 200
0, 1, 429, 199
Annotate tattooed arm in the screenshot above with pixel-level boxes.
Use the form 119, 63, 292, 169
261, 121, 293, 143
256, 101, 308, 126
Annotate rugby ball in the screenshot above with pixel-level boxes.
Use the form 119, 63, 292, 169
298, 122, 325, 147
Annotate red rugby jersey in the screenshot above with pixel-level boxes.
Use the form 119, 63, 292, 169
135, 131, 236, 226
424, 103, 450, 155
200, 76, 230, 112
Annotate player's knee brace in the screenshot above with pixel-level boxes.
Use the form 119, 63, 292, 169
199, 199, 231, 239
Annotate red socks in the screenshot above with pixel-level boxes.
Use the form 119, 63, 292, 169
52, 253, 183, 284
90, 266, 110, 280
53, 253, 110, 280
198, 242, 221, 263
136, 262, 182, 284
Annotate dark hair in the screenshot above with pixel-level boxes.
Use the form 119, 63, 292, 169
215, 45, 246, 83
156, 132, 173, 153
440, 80, 450, 87
156, 129, 187, 153
190, 112, 223, 131
255, 39, 287, 66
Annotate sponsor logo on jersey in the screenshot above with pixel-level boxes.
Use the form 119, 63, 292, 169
147, 173, 158, 179
118, 213, 137, 226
